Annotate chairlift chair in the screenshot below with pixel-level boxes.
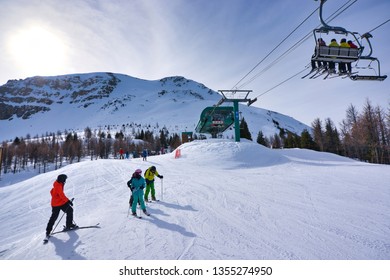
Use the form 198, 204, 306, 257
309, 0, 387, 81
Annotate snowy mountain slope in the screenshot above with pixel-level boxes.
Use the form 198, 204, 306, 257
0, 139, 389, 260
0, 72, 310, 141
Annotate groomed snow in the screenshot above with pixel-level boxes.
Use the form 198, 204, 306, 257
0, 139, 389, 260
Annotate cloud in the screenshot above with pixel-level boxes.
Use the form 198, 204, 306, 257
0, 0, 388, 128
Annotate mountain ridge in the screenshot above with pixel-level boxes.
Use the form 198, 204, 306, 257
0, 72, 310, 141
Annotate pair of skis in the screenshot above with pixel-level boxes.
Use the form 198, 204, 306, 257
302, 68, 357, 80
127, 198, 158, 219
135, 199, 161, 218
325, 71, 358, 80
301, 66, 325, 79
145, 199, 159, 203
131, 212, 150, 219
127, 205, 152, 219
43, 223, 100, 244
301, 67, 330, 79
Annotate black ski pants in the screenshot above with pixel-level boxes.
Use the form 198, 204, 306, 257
46, 202, 73, 235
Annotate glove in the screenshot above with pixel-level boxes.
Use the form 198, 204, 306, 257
68, 200, 73, 206
158, 175, 163, 179
131, 187, 135, 192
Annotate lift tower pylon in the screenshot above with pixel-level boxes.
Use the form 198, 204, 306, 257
217, 90, 256, 142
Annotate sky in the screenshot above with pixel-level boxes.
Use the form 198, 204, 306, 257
0, 0, 389, 127
0, 139, 389, 278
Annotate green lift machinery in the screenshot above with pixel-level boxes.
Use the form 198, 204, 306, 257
195, 106, 235, 138
195, 90, 256, 141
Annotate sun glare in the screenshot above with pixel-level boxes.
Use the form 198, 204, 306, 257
7, 25, 67, 76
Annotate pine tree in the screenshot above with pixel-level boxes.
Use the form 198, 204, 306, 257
270, 133, 282, 149
324, 118, 342, 154
256, 131, 268, 147
284, 132, 300, 148
240, 118, 252, 140
300, 129, 317, 150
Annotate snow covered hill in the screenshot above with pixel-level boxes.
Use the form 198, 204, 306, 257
0, 139, 389, 260
0, 72, 310, 141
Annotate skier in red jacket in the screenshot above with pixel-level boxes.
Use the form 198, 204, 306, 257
45, 174, 77, 237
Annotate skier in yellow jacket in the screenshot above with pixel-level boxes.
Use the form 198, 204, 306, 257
144, 166, 163, 201
328, 38, 339, 73
338, 38, 350, 73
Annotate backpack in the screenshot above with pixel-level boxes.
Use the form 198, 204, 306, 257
127, 178, 132, 189
128, 177, 140, 206
127, 178, 134, 205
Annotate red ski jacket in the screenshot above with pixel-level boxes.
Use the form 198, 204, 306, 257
50, 181, 70, 207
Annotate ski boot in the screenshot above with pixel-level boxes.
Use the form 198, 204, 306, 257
64, 223, 78, 231
143, 210, 150, 216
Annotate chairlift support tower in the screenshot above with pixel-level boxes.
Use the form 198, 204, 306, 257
217, 90, 256, 142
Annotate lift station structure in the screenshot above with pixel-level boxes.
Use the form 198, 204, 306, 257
195, 90, 256, 142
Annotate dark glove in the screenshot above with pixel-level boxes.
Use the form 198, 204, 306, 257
68, 200, 73, 206
131, 187, 135, 192
158, 175, 163, 179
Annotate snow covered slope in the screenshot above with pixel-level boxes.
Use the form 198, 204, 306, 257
0, 73, 310, 141
0, 139, 389, 260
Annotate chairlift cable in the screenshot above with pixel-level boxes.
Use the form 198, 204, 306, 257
237, 33, 313, 89
233, 0, 357, 91
246, 0, 359, 99
253, 68, 309, 100
363, 19, 390, 35
231, 7, 319, 90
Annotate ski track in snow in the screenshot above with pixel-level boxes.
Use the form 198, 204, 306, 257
0, 140, 390, 260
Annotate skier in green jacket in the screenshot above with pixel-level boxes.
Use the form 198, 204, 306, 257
144, 166, 163, 202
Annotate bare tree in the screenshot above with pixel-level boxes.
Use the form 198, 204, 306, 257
312, 118, 324, 151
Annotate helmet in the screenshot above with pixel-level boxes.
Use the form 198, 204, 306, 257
150, 166, 156, 172
135, 169, 142, 174
57, 174, 67, 183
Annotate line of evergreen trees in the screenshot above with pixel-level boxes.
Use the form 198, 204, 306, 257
0, 125, 182, 175
249, 99, 390, 164
1, 99, 389, 177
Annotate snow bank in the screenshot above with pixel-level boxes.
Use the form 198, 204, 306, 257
0, 139, 389, 260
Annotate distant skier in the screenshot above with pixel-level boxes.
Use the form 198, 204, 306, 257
144, 166, 163, 201
142, 148, 148, 161
45, 174, 77, 237
129, 169, 150, 217
119, 148, 124, 159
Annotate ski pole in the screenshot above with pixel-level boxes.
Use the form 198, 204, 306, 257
127, 192, 132, 217
51, 198, 74, 234
161, 179, 163, 201
127, 204, 131, 217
